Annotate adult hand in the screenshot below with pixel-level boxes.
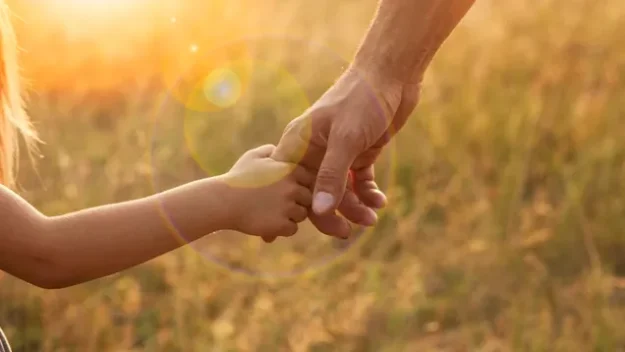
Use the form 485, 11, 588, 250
262, 0, 474, 241
268, 66, 422, 240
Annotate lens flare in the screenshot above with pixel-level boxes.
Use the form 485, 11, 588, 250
162, 40, 254, 113
203, 67, 242, 109
149, 35, 398, 281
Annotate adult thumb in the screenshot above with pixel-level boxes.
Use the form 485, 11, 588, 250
312, 135, 357, 215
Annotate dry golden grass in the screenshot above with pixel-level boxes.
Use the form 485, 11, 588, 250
2, 0, 625, 350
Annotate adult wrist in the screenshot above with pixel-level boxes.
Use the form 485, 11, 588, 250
346, 59, 405, 119
350, 55, 406, 91
351, 35, 429, 87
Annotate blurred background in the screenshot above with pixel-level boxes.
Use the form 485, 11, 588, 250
2, 0, 625, 350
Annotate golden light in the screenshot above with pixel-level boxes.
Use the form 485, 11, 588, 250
44, 0, 147, 17
202, 67, 242, 108
33, 0, 171, 38
15, 0, 258, 91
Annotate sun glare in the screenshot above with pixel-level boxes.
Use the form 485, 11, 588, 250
36, 0, 158, 30
31, 0, 172, 41
50, 0, 143, 15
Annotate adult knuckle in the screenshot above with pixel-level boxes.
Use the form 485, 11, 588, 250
331, 125, 357, 143
316, 167, 343, 184
331, 127, 367, 154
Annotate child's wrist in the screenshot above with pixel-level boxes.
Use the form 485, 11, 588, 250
156, 177, 238, 238
211, 175, 241, 231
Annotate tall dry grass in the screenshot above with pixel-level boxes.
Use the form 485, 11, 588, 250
1, 0, 625, 350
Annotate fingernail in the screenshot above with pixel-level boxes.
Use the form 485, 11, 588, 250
312, 192, 335, 214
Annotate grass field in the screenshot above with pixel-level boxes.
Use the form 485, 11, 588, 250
2, 0, 625, 351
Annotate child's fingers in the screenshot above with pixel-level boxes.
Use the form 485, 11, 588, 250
245, 144, 276, 159
282, 221, 299, 237
288, 205, 308, 223
307, 211, 351, 239
261, 235, 277, 243
293, 186, 313, 207
292, 165, 315, 187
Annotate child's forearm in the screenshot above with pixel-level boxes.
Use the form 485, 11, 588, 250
0, 177, 232, 289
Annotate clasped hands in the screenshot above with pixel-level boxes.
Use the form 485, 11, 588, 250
259, 66, 421, 242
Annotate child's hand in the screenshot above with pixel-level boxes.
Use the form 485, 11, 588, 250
221, 144, 314, 239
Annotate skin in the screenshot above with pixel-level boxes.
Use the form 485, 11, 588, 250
267, 0, 477, 241
0, 0, 477, 285
0, 144, 313, 289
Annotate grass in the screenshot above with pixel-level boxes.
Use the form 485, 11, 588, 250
2, 0, 625, 350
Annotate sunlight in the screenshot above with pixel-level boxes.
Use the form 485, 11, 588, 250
36, 0, 157, 34
48, 0, 145, 16
30, 0, 179, 49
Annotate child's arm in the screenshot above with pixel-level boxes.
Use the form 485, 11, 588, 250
0, 178, 229, 289
0, 145, 312, 289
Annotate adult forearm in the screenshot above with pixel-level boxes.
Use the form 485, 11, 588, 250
353, 0, 475, 84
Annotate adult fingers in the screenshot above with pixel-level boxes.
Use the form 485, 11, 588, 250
312, 134, 357, 215
336, 172, 377, 226
337, 188, 378, 226
352, 166, 387, 209
308, 212, 352, 239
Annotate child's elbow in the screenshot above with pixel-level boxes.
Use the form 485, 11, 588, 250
30, 274, 78, 290
27, 277, 64, 290
17, 256, 82, 290
20, 265, 76, 290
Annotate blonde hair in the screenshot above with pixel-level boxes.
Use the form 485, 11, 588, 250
0, 1, 39, 188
